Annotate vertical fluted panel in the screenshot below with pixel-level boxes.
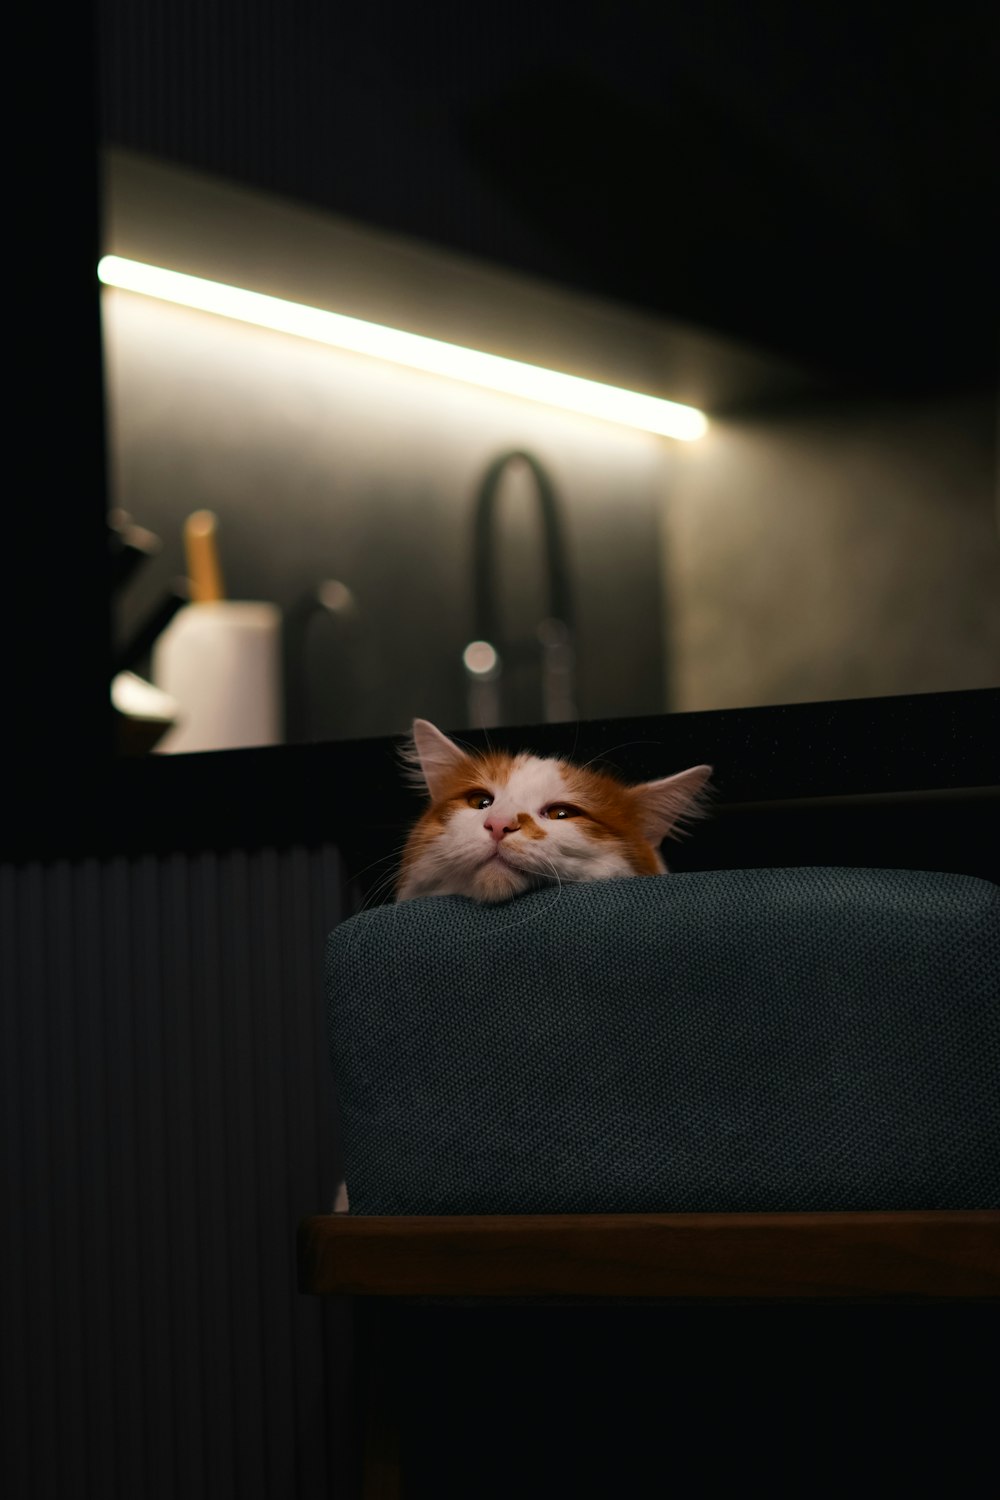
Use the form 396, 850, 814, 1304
97, 1, 318, 211
1, 846, 349, 1499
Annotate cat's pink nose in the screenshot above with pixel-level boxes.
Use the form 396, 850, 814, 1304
485, 813, 519, 842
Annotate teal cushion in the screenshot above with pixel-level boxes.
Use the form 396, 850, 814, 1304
325, 867, 1000, 1213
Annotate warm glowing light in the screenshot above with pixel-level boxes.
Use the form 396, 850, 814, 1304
98, 255, 708, 440
463, 640, 501, 678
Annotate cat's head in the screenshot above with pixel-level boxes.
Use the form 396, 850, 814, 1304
395, 719, 713, 903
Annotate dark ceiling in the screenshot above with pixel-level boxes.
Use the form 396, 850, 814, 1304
97, 1, 998, 400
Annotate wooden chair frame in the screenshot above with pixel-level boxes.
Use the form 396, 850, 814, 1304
299, 1209, 1000, 1497
299, 1209, 1000, 1302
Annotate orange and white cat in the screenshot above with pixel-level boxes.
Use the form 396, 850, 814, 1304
396, 719, 713, 903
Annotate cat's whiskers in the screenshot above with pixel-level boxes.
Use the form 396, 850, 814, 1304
578, 735, 671, 774
357, 871, 398, 913
351, 842, 410, 912
341, 844, 413, 957
341, 879, 396, 959
495, 850, 564, 930
349, 843, 408, 884
348, 866, 403, 916
576, 738, 664, 774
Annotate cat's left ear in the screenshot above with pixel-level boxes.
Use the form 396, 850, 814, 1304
403, 719, 474, 800
632, 765, 713, 844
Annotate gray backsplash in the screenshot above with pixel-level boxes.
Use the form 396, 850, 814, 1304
106, 289, 670, 742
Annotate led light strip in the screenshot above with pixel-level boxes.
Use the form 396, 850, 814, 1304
98, 255, 707, 441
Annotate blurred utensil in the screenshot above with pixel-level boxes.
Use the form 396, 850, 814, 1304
184, 509, 226, 603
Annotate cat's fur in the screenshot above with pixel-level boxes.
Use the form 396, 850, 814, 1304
396, 719, 712, 903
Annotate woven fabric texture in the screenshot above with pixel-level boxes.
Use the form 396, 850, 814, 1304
325, 867, 1000, 1214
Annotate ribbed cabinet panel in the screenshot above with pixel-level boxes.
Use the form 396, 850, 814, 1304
1, 846, 350, 1500
97, 2, 315, 208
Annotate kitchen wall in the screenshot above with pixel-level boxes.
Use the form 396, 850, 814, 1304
103, 151, 999, 746
662, 391, 999, 711
101, 149, 810, 744
104, 286, 672, 740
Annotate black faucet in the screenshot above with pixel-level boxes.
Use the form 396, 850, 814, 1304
467, 449, 576, 726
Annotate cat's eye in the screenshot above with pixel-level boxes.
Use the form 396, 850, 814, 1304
545, 803, 582, 820
466, 790, 494, 809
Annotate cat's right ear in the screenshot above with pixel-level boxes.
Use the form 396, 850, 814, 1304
632, 764, 714, 845
401, 719, 473, 800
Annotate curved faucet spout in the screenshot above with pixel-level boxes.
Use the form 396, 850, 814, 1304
466, 449, 577, 726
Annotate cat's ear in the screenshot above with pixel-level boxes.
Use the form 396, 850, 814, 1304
402, 719, 474, 800
632, 764, 713, 844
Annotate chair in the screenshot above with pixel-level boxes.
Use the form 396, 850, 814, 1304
299, 868, 1000, 1496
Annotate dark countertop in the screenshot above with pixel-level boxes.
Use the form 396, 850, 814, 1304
9, 688, 998, 887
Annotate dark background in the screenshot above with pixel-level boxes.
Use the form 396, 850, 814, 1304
11, 7, 999, 1497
